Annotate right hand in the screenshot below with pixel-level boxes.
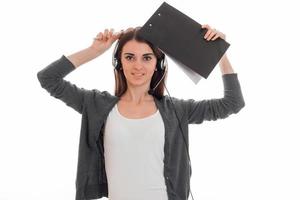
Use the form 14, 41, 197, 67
90, 28, 122, 54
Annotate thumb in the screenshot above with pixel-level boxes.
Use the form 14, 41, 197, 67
109, 31, 122, 42
108, 35, 118, 44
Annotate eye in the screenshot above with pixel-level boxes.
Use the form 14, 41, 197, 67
143, 56, 152, 61
125, 55, 134, 61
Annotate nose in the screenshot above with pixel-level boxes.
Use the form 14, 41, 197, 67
132, 59, 144, 70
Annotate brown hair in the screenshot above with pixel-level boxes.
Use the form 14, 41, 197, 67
113, 27, 168, 100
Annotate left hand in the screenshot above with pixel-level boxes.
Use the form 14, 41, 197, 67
201, 24, 226, 41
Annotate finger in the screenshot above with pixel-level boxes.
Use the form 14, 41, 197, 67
109, 28, 114, 38
94, 32, 103, 41
96, 32, 101, 37
98, 33, 103, 40
104, 29, 109, 40
211, 33, 219, 41
109, 29, 121, 43
207, 30, 217, 40
204, 29, 212, 39
112, 30, 122, 39
206, 33, 215, 41
108, 33, 118, 43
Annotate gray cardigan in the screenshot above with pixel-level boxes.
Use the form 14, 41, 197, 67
37, 55, 245, 200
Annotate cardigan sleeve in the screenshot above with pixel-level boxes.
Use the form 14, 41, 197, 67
185, 73, 245, 124
37, 55, 91, 114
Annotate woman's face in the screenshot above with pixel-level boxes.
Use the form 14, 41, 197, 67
120, 40, 157, 88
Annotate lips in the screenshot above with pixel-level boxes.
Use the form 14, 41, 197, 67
131, 73, 145, 77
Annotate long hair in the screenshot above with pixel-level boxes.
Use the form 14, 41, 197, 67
113, 27, 168, 100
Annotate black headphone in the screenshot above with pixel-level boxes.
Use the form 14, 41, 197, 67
112, 40, 167, 72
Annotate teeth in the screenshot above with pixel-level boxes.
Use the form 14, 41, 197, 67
132, 73, 144, 76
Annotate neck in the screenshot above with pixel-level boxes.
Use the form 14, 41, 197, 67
121, 85, 153, 104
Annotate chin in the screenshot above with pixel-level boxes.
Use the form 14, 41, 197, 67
127, 79, 150, 87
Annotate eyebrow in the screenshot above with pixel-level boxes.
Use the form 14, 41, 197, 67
123, 53, 155, 56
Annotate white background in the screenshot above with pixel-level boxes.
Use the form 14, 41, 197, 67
0, 0, 299, 199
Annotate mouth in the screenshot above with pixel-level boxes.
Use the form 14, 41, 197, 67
131, 73, 145, 77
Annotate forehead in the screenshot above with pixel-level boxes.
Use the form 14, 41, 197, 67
122, 40, 154, 55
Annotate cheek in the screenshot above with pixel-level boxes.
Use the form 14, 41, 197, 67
148, 60, 157, 70
146, 65, 157, 75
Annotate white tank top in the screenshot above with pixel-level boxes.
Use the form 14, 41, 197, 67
103, 104, 168, 200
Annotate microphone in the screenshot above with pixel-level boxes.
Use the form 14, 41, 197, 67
148, 68, 167, 95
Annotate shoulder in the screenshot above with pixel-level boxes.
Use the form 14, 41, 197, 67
159, 95, 189, 111
162, 95, 186, 104
85, 89, 118, 103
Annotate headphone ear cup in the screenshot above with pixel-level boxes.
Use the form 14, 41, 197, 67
159, 60, 164, 71
161, 59, 165, 71
158, 55, 167, 71
113, 58, 120, 70
113, 58, 117, 68
112, 41, 120, 70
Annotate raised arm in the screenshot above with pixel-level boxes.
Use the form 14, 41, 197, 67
67, 28, 122, 68
186, 65, 245, 124
185, 24, 245, 124
37, 28, 122, 113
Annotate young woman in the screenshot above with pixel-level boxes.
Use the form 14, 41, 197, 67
37, 25, 245, 200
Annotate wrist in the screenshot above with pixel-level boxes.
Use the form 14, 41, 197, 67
219, 54, 235, 74
88, 46, 105, 57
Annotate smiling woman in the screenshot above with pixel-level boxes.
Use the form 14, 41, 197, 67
112, 27, 168, 101
37, 24, 244, 200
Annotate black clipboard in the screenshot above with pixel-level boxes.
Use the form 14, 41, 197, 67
137, 2, 230, 79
